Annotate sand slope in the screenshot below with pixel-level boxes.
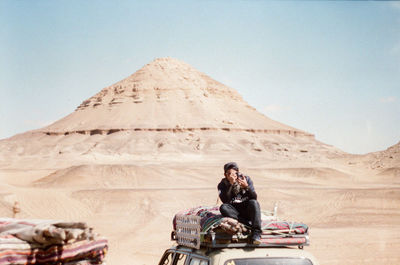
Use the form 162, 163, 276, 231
1, 160, 399, 265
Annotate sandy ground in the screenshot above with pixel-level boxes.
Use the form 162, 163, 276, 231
1, 158, 399, 265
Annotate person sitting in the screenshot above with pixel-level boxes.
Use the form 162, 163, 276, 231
217, 162, 262, 244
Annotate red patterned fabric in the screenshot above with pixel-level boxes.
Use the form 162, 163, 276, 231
0, 218, 107, 265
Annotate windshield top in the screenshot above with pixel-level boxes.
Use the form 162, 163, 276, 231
224, 258, 313, 265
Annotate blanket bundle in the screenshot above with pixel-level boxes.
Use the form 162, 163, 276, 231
173, 206, 221, 232
173, 206, 308, 237
0, 218, 107, 265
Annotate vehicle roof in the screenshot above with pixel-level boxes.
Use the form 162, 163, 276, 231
170, 245, 319, 265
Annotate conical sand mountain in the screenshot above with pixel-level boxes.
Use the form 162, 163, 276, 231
1, 57, 334, 165
41, 57, 312, 138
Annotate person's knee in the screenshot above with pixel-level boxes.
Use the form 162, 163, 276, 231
219, 203, 230, 215
220, 203, 229, 210
248, 199, 260, 209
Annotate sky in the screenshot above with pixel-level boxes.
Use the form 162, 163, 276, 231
0, 0, 399, 154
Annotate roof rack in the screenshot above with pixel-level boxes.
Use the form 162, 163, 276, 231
172, 215, 309, 250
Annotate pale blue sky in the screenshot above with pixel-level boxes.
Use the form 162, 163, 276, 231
1, 1, 399, 154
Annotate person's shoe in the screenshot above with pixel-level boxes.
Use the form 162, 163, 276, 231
252, 233, 262, 245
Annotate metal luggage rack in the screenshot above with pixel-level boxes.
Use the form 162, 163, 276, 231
172, 215, 309, 250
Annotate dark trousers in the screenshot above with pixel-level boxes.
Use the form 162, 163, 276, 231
220, 199, 262, 234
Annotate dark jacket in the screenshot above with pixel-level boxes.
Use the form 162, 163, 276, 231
217, 174, 257, 204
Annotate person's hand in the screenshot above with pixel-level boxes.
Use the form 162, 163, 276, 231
225, 169, 238, 185
237, 175, 248, 189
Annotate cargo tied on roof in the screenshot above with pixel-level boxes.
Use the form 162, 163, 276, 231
0, 218, 108, 265
171, 205, 309, 250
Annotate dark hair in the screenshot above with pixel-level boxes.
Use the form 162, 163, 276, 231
224, 162, 239, 173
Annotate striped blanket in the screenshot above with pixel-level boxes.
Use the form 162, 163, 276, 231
173, 206, 222, 232
0, 218, 107, 265
173, 206, 308, 235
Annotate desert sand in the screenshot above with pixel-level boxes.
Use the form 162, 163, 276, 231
0, 58, 399, 265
